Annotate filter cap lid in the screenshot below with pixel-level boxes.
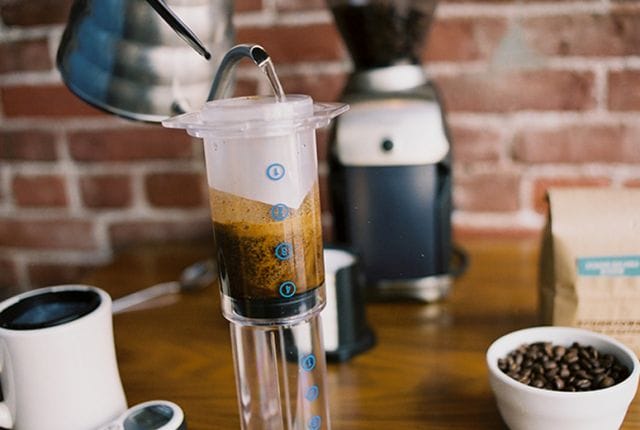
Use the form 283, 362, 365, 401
163, 95, 348, 138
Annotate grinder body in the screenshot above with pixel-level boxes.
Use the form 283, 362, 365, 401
329, 66, 453, 301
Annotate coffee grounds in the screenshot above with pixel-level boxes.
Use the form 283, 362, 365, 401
210, 183, 324, 301
330, 2, 435, 69
498, 342, 631, 391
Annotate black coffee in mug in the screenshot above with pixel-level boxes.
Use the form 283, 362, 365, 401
0, 290, 101, 330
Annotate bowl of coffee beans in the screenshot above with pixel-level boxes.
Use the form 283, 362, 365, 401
487, 326, 639, 430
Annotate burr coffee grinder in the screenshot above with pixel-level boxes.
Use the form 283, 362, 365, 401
328, 0, 457, 302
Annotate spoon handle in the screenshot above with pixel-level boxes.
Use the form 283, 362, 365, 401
112, 282, 181, 314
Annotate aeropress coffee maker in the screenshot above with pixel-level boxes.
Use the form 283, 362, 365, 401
164, 45, 348, 430
327, 0, 465, 302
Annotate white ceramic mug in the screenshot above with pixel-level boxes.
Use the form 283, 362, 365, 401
0, 285, 127, 430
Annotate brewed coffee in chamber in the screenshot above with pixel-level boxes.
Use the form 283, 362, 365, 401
0, 290, 101, 330
210, 183, 324, 302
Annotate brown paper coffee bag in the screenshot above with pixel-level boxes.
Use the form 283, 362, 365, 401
540, 188, 640, 355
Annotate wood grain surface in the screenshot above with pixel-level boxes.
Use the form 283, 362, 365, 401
82, 238, 640, 429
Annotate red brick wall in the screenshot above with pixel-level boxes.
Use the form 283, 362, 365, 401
1, 0, 640, 293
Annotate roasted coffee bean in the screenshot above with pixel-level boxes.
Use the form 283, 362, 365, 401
553, 345, 566, 357
518, 376, 531, 385
497, 341, 630, 392
498, 358, 507, 371
553, 377, 565, 390
575, 370, 591, 380
545, 368, 558, 379
580, 358, 593, 370
532, 379, 544, 389
600, 376, 616, 388
579, 348, 591, 361
575, 379, 592, 390
544, 343, 554, 357
563, 351, 579, 364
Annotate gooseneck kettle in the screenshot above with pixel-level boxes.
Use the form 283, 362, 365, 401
57, 0, 234, 122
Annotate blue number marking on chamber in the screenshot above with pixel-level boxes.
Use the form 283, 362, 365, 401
308, 415, 321, 430
300, 354, 316, 372
270, 204, 289, 221
266, 163, 286, 181
279, 281, 296, 298
305, 385, 319, 402
275, 242, 293, 261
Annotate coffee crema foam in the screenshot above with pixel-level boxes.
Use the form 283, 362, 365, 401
210, 183, 324, 300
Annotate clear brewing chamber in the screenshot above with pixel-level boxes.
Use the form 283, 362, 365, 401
163, 93, 346, 430
163, 95, 348, 326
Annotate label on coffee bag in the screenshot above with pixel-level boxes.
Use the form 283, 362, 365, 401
540, 188, 640, 356
577, 256, 640, 277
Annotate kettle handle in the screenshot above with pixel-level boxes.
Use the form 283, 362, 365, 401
145, 0, 211, 60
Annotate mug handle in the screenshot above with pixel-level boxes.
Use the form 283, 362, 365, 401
0, 354, 13, 428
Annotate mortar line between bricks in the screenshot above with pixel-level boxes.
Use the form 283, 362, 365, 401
272, 61, 349, 76
523, 163, 640, 178
0, 161, 205, 176
56, 128, 84, 216
0, 117, 127, 130
98, 208, 210, 222
130, 168, 151, 214
436, 1, 610, 19
0, 162, 12, 213
233, 10, 277, 28
426, 57, 640, 77
47, 27, 64, 73
544, 56, 640, 71
454, 162, 520, 175
456, 161, 640, 181
261, 0, 277, 14
93, 215, 115, 259
0, 206, 211, 223
234, 9, 331, 27
6, 248, 113, 266
611, 167, 640, 186
139, 204, 212, 220
499, 123, 518, 169
0, 70, 62, 86
448, 111, 640, 126
519, 173, 536, 215
0, 25, 60, 42
11, 253, 31, 291
593, 63, 609, 113
452, 210, 544, 230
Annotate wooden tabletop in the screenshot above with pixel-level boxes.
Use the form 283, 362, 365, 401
83, 238, 640, 429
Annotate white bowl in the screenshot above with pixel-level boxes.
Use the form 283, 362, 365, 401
487, 326, 640, 430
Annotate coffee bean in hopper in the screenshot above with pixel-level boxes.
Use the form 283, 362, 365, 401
497, 342, 630, 392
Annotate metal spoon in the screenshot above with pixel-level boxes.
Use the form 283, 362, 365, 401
112, 259, 217, 314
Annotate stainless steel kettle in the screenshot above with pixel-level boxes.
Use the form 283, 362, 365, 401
57, 0, 233, 122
